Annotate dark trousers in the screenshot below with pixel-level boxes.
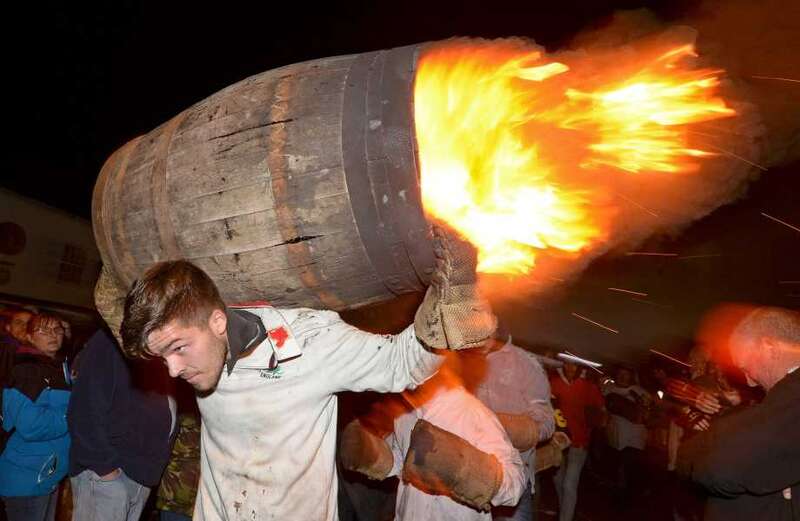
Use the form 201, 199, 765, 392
2, 490, 58, 521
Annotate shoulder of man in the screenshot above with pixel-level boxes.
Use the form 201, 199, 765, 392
270, 307, 344, 336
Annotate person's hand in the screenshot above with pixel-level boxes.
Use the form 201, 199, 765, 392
693, 392, 721, 415
721, 390, 741, 407
685, 410, 711, 431
413, 223, 496, 350
99, 468, 122, 481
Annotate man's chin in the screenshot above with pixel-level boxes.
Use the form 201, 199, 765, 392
189, 370, 223, 394
190, 380, 214, 392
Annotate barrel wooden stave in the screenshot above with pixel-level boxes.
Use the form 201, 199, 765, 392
93, 48, 431, 310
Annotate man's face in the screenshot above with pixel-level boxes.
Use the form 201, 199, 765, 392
616, 368, 633, 387
457, 349, 489, 391
8, 311, 32, 341
730, 336, 768, 389
146, 312, 228, 392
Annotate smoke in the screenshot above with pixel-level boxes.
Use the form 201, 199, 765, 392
481, 0, 799, 302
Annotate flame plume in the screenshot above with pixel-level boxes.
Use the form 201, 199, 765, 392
414, 38, 737, 275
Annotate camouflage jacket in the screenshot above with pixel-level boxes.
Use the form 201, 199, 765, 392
156, 413, 201, 516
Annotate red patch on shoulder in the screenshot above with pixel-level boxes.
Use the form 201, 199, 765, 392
229, 300, 272, 309
268, 327, 289, 348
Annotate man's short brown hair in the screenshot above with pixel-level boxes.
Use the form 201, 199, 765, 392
121, 260, 226, 358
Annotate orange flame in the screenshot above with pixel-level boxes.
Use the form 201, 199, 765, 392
414, 40, 736, 274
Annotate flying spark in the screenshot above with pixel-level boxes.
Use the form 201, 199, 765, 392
616, 193, 659, 218
761, 213, 800, 233
678, 254, 725, 260
650, 348, 691, 368
698, 141, 768, 171
571, 313, 619, 334
631, 298, 672, 309
608, 287, 648, 297
750, 75, 800, 84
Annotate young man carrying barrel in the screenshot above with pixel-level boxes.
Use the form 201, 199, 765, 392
99, 225, 514, 520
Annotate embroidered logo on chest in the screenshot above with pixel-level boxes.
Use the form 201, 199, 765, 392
259, 365, 284, 380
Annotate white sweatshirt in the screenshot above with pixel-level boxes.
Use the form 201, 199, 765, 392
387, 379, 527, 521
194, 306, 442, 521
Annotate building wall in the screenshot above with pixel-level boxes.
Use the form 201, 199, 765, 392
0, 189, 101, 309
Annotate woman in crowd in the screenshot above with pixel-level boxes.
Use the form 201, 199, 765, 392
0, 312, 72, 521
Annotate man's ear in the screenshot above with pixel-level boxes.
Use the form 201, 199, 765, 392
208, 309, 227, 338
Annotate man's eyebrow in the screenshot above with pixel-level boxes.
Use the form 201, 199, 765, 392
152, 337, 181, 356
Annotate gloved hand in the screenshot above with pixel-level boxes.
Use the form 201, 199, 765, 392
94, 264, 127, 345
338, 420, 394, 481
402, 419, 502, 511
495, 413, 539, 452
534, 432, 571, 473
414, 224, 497, 350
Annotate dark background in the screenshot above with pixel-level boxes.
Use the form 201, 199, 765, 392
4, 0, 798, 365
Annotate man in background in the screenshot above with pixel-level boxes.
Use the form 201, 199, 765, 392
603, 366, 651, 507
549, 361, 606, 521
467, 333, 556, 521
68, 330, 174, 521
0, 308, 33, 385
678, 305, 800, 521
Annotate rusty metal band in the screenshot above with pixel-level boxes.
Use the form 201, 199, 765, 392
150, 112, 188, 262
268, 74, 346, 310
92, 136, 143, 287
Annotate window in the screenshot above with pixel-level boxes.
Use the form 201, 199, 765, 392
57, 243, 87, 284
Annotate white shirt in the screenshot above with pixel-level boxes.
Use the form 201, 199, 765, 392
603, 384, 650, 451
194, 306, 442, 521
388, 377, 527, 521
473, 342, 555, 493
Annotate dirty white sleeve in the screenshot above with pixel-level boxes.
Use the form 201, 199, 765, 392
385, 430, 404, 478
526, 358, 556, 442
486, 417, 527, 506
454, 394, 527, 507
294, 312, 444, 394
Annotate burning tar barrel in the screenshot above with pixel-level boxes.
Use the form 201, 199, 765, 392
93, 45, 436, 311
95, 24, 788, 313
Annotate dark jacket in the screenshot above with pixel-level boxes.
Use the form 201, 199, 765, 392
0, 334, 22, 388
678, 369, 800, 521
0, 352, 71, 496
67, 330, 174, 487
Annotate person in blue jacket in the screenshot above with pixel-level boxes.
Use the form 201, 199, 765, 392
0, 312, 71, 521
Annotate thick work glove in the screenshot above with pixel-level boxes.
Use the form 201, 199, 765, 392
534, 432, 571, 473
338, 420, 394, 480
414, 224, 496, 350
402, 419, 501, 511
94, 264, 127, 345
495, 413, 539, 452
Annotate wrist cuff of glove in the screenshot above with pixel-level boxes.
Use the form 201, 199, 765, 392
414, 285, 497, 350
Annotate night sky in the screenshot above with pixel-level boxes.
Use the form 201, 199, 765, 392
5, 1, 798, 364
6, 0, 699, 218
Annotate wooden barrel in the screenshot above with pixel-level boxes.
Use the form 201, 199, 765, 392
92, 44, 436, 311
